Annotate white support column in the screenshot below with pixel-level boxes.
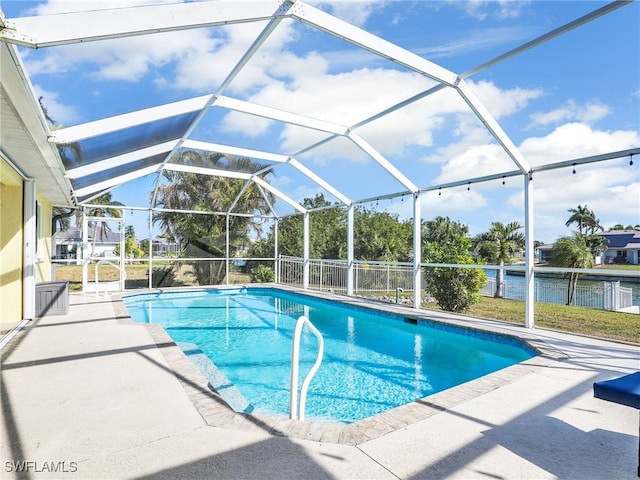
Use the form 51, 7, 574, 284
225, 214, 230, 286
23, 180, 36, 320
413, 192, 422, 309
274, 218, 279, 283
347, 204, 355, 296
120, 212, 126, 291
303, 212, 310, 290
524, 174, 535, 328
148, 210, 153, 289
82, 210, 89, 293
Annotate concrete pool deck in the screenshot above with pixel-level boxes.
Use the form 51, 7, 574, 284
1, 288, 638, 479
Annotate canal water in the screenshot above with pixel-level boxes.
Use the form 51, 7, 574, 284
484, 269, 640, 308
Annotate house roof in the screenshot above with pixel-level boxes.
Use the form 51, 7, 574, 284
600, 231, 640, 249
1, 1, 638, 217
55, 227, 122, 244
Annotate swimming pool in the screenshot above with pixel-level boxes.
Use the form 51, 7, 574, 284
123, 288, 536, 424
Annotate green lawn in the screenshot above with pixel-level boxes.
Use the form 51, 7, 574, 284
423, 296, 639, 344
53, 264, 251, 291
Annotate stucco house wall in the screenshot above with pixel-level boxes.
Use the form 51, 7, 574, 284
0, 159, 24, 332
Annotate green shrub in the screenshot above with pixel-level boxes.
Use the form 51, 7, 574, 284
250, 264, 275, 283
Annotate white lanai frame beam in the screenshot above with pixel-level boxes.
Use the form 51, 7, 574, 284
164, 163, 307, 214
216, 96, 349, 136
48, 96, 210, 144
65, 141, 178, 179
454, 80, 531, 174
253, 177, 307, 214
348, 131, 418, 192
0, 0, 288, 48
74, 165, 160, 198
290, 2, 457, 86
183, 140, 289, 164
182, 140, 350, 208
151, 14, 287, 206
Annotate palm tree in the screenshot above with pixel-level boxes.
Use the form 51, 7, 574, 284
39, 96, 84, 167
153, 150, 275, 284
565, 204, 601, 234
423, 216, 469, 244
477, 221, 525, 298
549, 233, 594, 305
82, 193, 124, 256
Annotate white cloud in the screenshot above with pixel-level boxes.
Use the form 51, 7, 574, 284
33, 84, 81, 126
26, 0, 177, 15
506, 168, 639, 241
454, 0, 531, 21
434, 144, 513, 185
233, 70, 543, 165
309, 1, 386, 26
471, 80, 544, 118
528, 100, 611, 129
425, 118, 639, 240
417, 26, 538, 60
520, 123, 639, 167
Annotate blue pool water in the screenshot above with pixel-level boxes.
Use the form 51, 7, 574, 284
123, 288, 535, 424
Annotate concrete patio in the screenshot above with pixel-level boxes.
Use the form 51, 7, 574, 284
1, 291, 638, 479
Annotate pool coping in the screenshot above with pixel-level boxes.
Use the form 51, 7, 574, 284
112, 285, 568, 446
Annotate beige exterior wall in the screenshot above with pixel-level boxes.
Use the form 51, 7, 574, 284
1, 159, 24, 333
0, 160, 55, 333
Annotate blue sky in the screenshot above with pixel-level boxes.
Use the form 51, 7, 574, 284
2, 0, 639, 244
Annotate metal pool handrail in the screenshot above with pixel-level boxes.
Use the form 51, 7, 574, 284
94, 260, 127, 297
289, 315, 324, 421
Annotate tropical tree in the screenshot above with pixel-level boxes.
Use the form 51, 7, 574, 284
611, 223, 640, 231
115, 225, 144, 258
40, 96, 84, 167
423, 216, 468, 245
424, 233, 486, 313
355, 208, 413, 261
81, 193, 124, 256
565, 204, 602, 234
153, 150, 274, 285
475, 221, 525, 298
52, 206, 76, 234
584, 233, 608, 259
250, 194, 416, 263
549, 233, 594, 305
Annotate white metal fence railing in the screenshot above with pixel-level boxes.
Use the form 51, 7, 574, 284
278, 256, 636, 312
279, 256, 425, 294
482, 277, 633, 310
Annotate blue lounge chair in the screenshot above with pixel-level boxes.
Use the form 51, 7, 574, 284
593, 372, 640, 477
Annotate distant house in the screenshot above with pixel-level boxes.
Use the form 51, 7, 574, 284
142, 237, 180, 257
54, 227, 122, 260
537, 231, 640, 265
599, 230, 640, 265
536, 244, 555, 264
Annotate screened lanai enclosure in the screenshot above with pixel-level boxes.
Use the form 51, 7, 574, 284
1, 0, 638, 328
